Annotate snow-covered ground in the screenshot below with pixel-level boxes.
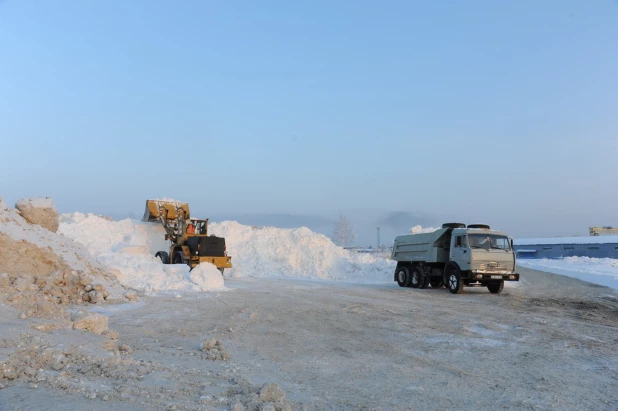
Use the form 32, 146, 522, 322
518, 257, 618, 291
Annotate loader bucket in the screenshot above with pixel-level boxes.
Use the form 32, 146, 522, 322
143, 200, 190, 222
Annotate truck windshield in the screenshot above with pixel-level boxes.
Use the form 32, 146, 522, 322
468, 234, 510, 250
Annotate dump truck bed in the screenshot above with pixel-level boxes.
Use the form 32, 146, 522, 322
391, 228, 451, 263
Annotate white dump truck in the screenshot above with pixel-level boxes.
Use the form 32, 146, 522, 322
391, 223, 519, 294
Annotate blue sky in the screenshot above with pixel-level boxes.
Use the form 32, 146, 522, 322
1, 0, 617, 245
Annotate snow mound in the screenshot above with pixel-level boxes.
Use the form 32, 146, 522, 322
16, 197, 56, 209
60, 216, 395, 286
0, 196, 124, 315
15, 197, 60, 233
1, 197, 111, 278
410, 225, 439, 234
189, 263, 225, 291
208, 221, 395, 282
58, 213, 225, 293
518, 257, 618, 291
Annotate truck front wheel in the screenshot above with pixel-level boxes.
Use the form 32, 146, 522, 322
487, 281, 504, 294
446, 265, 464, 294
396, 267, 411, 288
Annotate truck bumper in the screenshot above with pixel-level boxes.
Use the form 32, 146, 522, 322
471, 273, 519, 281
189, 256, 232, 269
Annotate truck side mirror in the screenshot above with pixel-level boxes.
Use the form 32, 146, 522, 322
510, 238, 514, 248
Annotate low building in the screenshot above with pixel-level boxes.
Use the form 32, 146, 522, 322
514, 236, 618, 259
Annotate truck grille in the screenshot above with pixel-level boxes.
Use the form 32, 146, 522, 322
479, 262, 508, 271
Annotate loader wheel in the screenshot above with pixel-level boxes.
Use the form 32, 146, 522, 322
429, 278, 444, 288
487, 281, 504, 294
155, 251, 170, 264
396, 266, 411, 287
447, 265, 464, 294
173, 251, 185, 265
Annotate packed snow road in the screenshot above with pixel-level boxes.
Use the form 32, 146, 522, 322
2, 266, 618, 410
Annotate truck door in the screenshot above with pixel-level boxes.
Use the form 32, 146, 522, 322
450, 235, 471, 270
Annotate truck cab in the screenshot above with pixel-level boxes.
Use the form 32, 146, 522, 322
449, 227, 518, 281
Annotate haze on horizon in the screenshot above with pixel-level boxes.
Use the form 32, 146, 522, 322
1, 0, 617, 246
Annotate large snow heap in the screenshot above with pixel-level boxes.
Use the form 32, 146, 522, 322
0, 197, 125, 317
208, 221, 395, 282
58, 215, 395, 288
58, 213, 225, 293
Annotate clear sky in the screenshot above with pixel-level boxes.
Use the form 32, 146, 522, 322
1, 0, 617, 245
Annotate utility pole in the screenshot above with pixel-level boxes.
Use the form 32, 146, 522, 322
377, 227, 381, 250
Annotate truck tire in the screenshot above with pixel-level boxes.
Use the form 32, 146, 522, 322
410, 268, 422, 289
487, 281, 504, 294
155, 251, 170, 264
173, 251, 185, 265
429, 278, 443, 288
417, 268, 430, 289
396, 266, 411, 287
446, 265, 464, 294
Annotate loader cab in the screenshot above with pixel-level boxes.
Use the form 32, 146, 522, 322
187, 219, 208, 236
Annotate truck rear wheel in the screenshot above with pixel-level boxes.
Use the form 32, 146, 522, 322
410, 268, 422, 288
429, 278, 444, 288
487, 281, 504, 294
446, 265, 464, 294
396, 267, 411, 287
155, 251, 170, 264
417, 268, 429, 289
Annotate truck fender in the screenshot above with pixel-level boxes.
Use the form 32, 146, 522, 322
443, 262, 461, 284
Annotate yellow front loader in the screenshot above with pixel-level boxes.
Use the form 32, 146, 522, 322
143, 199, 232, 273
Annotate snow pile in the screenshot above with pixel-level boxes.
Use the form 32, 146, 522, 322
1, 197, 112, 278
59, 215, 395, 288
0, 196, 124, 315
189, 263, 225, 291
15, 197, 60, 233
58, 213, 225, 293
208, 221, 395, 282
515, 236, 618, 245
518, 257, 618, 291
410, 225, 439, 234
